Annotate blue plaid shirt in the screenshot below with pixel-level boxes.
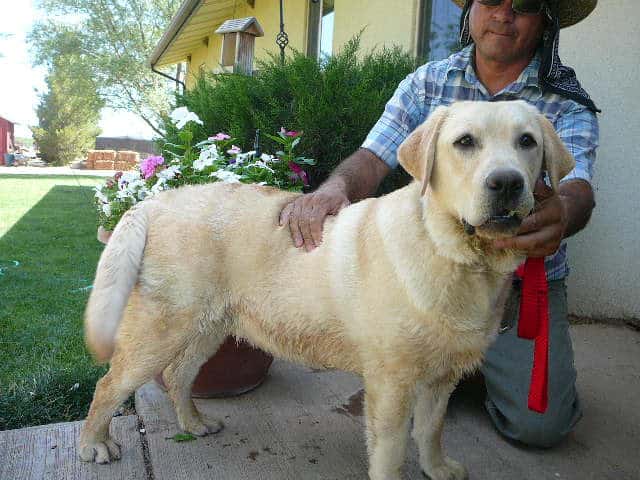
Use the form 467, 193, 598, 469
362, 45, 599, 280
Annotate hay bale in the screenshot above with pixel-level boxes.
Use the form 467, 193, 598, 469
85, 151, 99, 169
115, 151, 139, 171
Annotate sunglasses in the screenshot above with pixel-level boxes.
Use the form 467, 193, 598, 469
476, 0, 545, 15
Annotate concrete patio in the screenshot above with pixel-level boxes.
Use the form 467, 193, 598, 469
1, 323, 639, 479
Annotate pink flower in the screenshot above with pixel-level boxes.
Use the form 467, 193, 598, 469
288, 162, 309, 186
114, 171, 123, 181
227, 145, 241, 155
210, 132, 231, 141
280, 127, 301, 138
140, 156, 165, 179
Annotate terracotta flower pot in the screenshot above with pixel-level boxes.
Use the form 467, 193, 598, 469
96, 227, 273, 397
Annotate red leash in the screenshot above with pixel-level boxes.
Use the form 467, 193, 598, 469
515, 257, 549, 414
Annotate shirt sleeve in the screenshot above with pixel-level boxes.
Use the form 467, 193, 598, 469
361, 68, 428, 169
554, 103, 599, 184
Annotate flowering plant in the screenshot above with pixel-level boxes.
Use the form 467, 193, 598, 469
94, 108, 315, 231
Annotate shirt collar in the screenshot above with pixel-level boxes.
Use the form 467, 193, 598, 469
447, 45, 543, 98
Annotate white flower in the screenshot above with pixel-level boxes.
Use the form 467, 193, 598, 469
102, 203, 112, 217
157, 165, 181, 180
260, 153, 275, 163
250, 160, 275, 173
94, 187, 108, 204
116, 190, 128, 200
234, 150, 255, 166
193, 144, 219, 171
137, 186, 151, 201
150, 177, 167, 195
210, 169, 242, 183
118, 171, 141, 190
170, 106, 204, 130
127, 179, 147, 196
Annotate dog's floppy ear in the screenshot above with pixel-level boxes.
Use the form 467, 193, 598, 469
397, 106, 449, 195
538, 114, 576, 191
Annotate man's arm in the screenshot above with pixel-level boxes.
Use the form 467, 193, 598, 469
279, 148, 391, 251
560, 179, 595, 237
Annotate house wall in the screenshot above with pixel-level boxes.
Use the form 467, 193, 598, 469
184, 0, 422, 88
0, 117, 15, 160
333, 0, 419, 55
561, 1, 640, 320
185, 0, 309, 89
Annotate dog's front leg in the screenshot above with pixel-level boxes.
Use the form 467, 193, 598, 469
364, 377, 415, 480
412, 381, 468, 480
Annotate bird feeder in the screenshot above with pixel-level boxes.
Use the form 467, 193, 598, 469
215, 17, 264, 75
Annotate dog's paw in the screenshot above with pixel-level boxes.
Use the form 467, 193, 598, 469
182, 418, 224, 437
79, 439, 122, 464
422, 457, 468, 480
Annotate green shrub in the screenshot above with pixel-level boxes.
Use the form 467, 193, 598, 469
159, 36, 422, 193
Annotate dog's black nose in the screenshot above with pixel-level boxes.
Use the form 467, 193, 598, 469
486, 169, 524, 209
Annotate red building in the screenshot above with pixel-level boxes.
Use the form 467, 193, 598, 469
0, 116, 15, 164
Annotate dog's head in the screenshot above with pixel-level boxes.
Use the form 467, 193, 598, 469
398, 100, 575, 239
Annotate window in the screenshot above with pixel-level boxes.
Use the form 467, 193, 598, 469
320, 1, 335, 58
419, 0, 462, 61
307, 0, 335, 59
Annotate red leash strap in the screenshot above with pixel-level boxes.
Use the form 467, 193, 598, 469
515, 257, 549, 414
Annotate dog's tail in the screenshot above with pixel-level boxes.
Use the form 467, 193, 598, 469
85, 205, 149, 363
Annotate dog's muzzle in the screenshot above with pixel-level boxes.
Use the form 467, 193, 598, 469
463, 210, 525, 236
486, 169, 525, 211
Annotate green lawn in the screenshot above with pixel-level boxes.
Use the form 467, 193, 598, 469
0, 175, 109, 430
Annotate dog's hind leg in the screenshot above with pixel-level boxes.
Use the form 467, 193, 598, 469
79, 291, 191, 463
78, 345, 177, 463
162, 332, 227, 436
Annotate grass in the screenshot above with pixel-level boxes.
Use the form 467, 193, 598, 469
0, 174, 109, 430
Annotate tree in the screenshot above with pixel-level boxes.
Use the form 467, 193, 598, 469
30, 0, 181, 136
31, 54, 104, 165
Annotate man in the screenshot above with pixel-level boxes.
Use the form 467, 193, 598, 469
279, 0, 599, 448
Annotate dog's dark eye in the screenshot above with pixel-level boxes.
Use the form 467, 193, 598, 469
454, 134, 476, 149
519, 133, 537, 148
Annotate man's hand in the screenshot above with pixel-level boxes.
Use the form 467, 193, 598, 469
494, 179, 568, 257
278, 148, 391, 252
279, 185, 350, 251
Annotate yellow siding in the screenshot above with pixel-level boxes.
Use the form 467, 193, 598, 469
243, 0, 309, 64
333, 0, 419, 56
186, 43, 210, 89
185, 0, 309, 88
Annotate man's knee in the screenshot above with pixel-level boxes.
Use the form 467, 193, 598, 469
485, 397, 582, 448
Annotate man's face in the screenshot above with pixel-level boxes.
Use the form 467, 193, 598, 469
470, 0, 546, 64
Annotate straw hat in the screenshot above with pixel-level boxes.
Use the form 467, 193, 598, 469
451, 0, 597, 28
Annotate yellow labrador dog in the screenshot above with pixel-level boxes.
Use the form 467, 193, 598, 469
79, 100, 573, 480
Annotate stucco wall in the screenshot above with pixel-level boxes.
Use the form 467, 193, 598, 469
333, 0, 419, 55
560, 1, 640, 320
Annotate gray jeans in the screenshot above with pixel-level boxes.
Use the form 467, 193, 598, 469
480, 279, 582, 448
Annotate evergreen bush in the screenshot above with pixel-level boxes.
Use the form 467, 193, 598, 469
159, 37, 422, 193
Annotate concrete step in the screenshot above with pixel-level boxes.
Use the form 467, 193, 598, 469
134, 324, 640, 480
0, 415, 146, 480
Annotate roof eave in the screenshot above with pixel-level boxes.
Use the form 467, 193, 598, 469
149, 0, 203, 68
